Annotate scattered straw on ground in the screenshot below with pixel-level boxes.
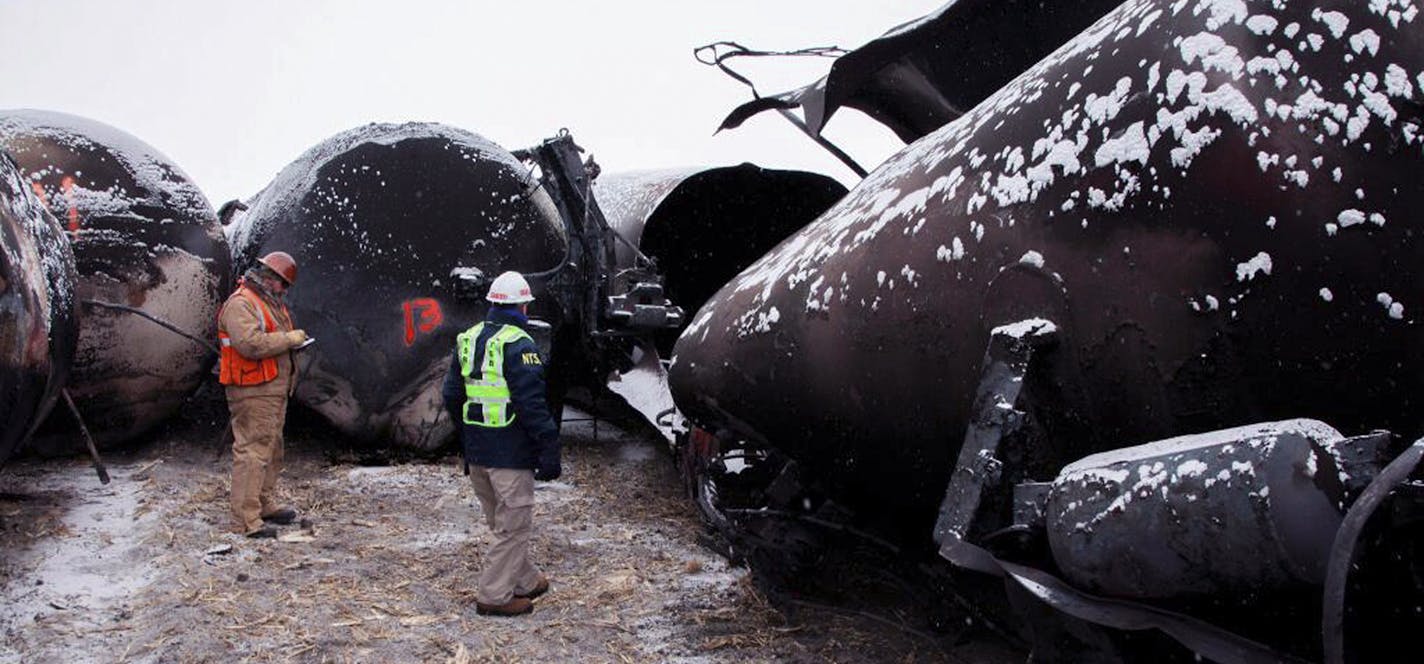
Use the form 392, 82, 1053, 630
1, 401, 1016, 663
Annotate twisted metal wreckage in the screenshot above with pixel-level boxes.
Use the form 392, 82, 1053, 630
672, 0, 1424, 662
1, 0, 1421, 661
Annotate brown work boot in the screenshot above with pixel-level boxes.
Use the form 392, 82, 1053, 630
515, 576, 549, 600
261, 507, 298, 525
475, 597, 533, 617
246, 526, 278, 539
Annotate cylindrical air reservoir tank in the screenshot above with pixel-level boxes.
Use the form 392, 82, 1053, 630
1043, 419, 1347, 600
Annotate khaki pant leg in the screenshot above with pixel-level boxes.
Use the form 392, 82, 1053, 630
259, 397, 289, 514
476, 468, 539, 605
469, 466, 498, 530
506, 470, 543, 596
229, 394, 284, 534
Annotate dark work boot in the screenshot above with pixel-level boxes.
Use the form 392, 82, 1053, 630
261, 507, 298, 525
475, 597, 533, 617
515, 576, 550, 600
246, 526, 278, 539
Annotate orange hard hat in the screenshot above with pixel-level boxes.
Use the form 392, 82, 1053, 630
258, 251, 298, 285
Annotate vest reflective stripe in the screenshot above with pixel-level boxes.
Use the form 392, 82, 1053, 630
457, 323, 533, 427
217, 287, 284, 386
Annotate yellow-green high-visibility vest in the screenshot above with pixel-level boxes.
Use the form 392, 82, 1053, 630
457, 323, 534, 427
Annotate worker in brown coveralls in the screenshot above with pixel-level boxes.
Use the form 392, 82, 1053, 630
217, 251, 309, 539
441, 271, 562, 616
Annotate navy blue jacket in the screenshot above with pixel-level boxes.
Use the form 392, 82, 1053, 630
441, 307, 560, 471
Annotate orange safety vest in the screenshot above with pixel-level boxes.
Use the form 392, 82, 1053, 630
217, 286, 287, 386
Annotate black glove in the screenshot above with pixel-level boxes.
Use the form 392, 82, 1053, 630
534, 459, 561, 482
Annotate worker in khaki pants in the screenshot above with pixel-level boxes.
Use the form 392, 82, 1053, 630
442, 271, 562, 617
217, 251, 309, 539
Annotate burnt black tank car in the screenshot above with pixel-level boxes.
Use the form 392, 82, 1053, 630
0, 151, 77, 465
0, 110, 230, 451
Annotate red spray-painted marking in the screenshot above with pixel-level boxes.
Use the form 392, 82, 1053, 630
402, 298, 444, 346
27, 179, 80, 234
60, 176, 79, 234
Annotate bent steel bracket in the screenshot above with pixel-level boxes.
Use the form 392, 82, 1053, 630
512, 132, 685, 339
933, 318, 1058, 561
1322, 438, 1424, 664
945, 535, 1304, 664
511, 131, 615, 338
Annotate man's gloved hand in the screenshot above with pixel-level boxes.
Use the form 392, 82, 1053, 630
534, 459, 561, 482
286, 329, 308, 347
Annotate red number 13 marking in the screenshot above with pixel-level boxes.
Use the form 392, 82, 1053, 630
402, 298, 444, 346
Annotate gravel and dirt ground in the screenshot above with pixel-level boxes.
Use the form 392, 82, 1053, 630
0, 394, 1022, 663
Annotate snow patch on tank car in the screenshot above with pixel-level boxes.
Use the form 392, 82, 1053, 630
1376, 292, 1406, 320
733, 306, 781, 338
1234, 251, 1272, 282
1312, 9, 1350, 40
1193, 0, 1247, 31
1349, 28, 1381, 57
1094, 121, 1151, 166
1245, 14, 1278, 35
992, 318, 1058, 339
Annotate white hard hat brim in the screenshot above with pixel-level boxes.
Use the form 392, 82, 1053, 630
486, 293, 535, 303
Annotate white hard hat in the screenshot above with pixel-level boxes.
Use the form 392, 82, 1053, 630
487, 271, 534, 304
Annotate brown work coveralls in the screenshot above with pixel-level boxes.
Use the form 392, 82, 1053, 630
217, 287, 297, 535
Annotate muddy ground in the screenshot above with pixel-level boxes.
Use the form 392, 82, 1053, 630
0, 396, 1022, 663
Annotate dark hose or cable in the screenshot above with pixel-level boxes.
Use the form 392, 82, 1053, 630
692, 41, 847, 99
62, 389, 110, 485
82, 300, 219, 354
1322, 438, 1424, 664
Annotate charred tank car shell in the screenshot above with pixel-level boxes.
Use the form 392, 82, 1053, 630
0, 151, 77, 465
595, 165, 847, 355
0, 110, 230, 452
671, 0, 1424, 539
226, 123, 566, 450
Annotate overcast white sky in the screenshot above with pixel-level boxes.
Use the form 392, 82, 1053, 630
0, 0, 944, 206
